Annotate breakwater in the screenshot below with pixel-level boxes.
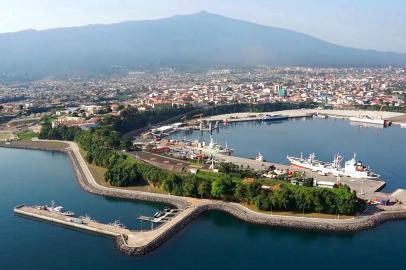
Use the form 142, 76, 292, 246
6, 141, 406, 256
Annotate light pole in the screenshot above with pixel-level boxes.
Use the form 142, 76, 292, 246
359, 179, 364, 195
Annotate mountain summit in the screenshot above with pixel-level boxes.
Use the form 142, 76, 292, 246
1, 11, 405, 79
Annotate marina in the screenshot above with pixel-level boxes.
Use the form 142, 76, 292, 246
168, 112, 406, 192
2, 120, 406, 264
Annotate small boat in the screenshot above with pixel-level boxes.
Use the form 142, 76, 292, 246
109, 220, 127, 229
261, 114, 288, 121
46, 201, 75, 216
314, 113, 327, 119
255, 152, 265, 162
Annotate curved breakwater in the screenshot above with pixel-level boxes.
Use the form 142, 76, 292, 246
4, 141, 406, 256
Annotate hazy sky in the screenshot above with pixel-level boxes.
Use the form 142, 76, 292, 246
0, 0, 405, 53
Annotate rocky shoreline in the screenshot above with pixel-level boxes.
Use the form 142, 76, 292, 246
3, 142, 406, 256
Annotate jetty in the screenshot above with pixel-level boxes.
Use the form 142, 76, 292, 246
6, 139, 406, 256
14, 204, 197, 255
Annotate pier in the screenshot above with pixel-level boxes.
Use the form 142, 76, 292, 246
7, 140, 406, 256
202, 109, 404, 124
14, 204, 197, 255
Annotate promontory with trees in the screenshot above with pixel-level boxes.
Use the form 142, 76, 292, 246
39, 103, 363, 215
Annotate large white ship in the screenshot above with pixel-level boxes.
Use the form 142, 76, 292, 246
287, 153, 380, 179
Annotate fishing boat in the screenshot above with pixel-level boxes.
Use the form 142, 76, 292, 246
287, 153, 379, 179
46, 201, 75, 216
207, 137, 234, 155
109, 220, 127, 229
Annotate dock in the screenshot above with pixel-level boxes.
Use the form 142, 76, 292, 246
202, 109, 404, 124
180, 147, 386, 199
14, 205, 128, 237
13, 204, 194, 254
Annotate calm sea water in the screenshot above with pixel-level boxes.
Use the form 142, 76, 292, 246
171, 117, 406, 191
1, 120, 406, 269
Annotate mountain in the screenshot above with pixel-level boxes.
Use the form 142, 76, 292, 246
1, 11, 406, 80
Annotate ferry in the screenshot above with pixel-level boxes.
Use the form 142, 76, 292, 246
261, 114, 288, 121
287, 153, 380, 179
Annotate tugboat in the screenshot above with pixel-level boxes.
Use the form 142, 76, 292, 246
287, 153, 379, 179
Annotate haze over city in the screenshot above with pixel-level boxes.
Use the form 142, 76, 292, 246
1, 0, 405, 53
2, 1, 406, 270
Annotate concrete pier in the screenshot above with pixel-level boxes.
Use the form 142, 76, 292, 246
14, 205, 127, 237
203, 109, 404, 123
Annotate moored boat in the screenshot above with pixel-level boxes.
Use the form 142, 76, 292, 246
261, 114, 288, 121
287, 153, 379, 179
45, 201, 76, 216
255, 152, 265, 162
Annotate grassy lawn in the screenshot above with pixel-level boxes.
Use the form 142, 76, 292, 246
196, 170, 242, 182
241, 203, 353, 219
17, 131, 38, 140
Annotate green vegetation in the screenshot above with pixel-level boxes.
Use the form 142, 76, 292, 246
107, 106, 195, 134
217, 162, 260, 178
17, 131, 38, 140
39, 104, 362, 215
202, 102, 314, 116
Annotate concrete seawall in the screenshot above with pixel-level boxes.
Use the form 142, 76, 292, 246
4, 141, 406, 256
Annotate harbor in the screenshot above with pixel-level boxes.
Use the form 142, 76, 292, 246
4, 135, 406, 256
6, 110, 406, 256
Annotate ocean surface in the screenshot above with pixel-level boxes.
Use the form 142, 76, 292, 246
171, 117, 406, 191
1, 118, 406, 269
